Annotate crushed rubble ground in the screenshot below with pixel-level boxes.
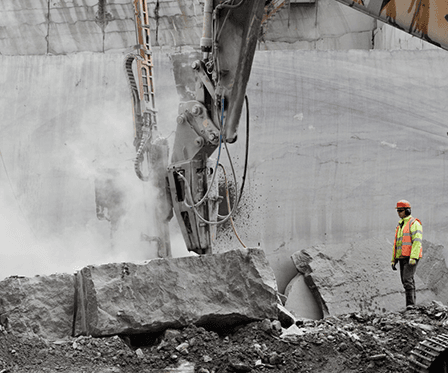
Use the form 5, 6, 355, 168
1, 301, 448, 372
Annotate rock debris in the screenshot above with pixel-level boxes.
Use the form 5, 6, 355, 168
1, 301, 448, 372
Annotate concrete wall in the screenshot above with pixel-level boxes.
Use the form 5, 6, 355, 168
217, 49, 448, 290
260, 1, 375, 50
1, 0, 381, 55
1, 0, 447, 292
1, 0, 134, 55
1, 49, 447, 292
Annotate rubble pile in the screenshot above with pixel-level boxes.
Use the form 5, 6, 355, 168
1, 301, 448, 372
1, 245, 448, 372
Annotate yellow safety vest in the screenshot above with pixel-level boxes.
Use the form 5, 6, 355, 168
393, 217, 423, 260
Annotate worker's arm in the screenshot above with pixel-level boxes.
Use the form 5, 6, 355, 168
391, 225, 399, 264
410, 220, 423, 260
391, 244, 396, 263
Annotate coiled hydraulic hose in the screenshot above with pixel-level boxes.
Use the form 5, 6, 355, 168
134, 130, 150, 182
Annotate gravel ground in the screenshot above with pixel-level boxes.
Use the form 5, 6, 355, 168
1, 302, 447, 373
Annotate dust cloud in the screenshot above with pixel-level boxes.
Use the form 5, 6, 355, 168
0, 94, 187, 280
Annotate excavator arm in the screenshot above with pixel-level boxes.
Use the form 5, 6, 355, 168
166, 0, 266, 254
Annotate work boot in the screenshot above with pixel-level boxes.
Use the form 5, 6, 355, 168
405, 289, 415, 309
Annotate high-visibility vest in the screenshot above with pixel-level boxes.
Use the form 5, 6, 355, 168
393, 217, 423, 259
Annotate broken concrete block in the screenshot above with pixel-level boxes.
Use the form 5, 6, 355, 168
284, 273, 322, 320
74, 248, 278, 337
291, 238, 437, 316
0, 273, 74, 340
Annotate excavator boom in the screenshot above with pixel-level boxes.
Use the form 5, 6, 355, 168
166, 0, 265, 254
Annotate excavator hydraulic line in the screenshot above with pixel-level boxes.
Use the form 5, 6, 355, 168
126, 0, 162, 182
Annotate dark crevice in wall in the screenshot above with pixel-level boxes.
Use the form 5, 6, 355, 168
155, 0, 160, 46
95, 0, 114, 52
372, 19, 377, 49
46, 0, 51, 54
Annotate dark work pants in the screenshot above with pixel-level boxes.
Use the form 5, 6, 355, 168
399, 258, 419, 306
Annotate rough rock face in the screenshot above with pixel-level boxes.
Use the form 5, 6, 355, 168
74, 248, 278, 337
290, 238, 438, 316
0, 274, 75, 340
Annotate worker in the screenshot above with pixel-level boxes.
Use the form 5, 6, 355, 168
391, 200, 423, 309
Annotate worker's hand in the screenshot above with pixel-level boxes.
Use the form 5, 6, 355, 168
409, 258, 417, 265
391, 261, 397, 271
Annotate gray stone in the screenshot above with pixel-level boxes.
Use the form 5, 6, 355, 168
74, 248, 278, 337
259, 319, 273, 332
291, 238, 437, 316
271, 319, 282, 331
0, 273, 75, 340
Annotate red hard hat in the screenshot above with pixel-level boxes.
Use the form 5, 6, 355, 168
396, 200, 411, 209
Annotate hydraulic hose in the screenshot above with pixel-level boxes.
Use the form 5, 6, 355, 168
179, 94, 250, 226
134, 133, 150, 182
178, 97, 225, 211
238, 95, 250, 204
221, 164, 247, 248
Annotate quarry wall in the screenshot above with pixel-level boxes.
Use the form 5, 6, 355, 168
0, 0, 435, 56
1, 0, 447, 292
